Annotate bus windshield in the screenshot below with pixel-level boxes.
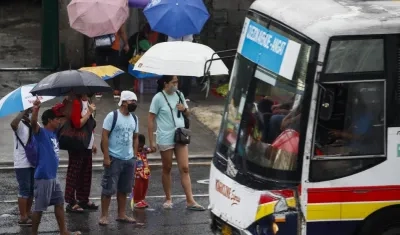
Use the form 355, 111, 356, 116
215, 13, 317, 184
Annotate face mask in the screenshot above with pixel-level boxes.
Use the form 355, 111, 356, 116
128, 103, 137, 112
169, 86, 178, 93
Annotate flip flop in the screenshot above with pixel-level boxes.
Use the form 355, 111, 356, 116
18, 218, 32, 226
98, 218, 109, 226
116, 217, 136, 224
163, 202, 173, 209
66, 204, 84, 213
186, 204, 206, 211
69, 232, 81, 235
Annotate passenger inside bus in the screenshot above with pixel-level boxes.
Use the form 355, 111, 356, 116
314, 82, 384, 156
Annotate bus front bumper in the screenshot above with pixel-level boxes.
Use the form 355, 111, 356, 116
210, 211, 298, 235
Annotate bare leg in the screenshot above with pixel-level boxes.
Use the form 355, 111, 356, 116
116, 192, 135, 222
31, 211, 42, 235
27, 197, 33, 217
174, 145, 195, 204
99, 195, 111, 225
160, 149, 174, 205
17, 198, 28, 221
54, 204, 68, 234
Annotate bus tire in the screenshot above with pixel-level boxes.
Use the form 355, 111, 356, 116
357, 207, 400, 235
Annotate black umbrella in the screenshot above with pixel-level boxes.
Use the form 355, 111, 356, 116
30, 70, 112, 96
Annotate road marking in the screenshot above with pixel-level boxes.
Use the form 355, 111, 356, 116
0, 161, 211, 170
0, 194, 209, 203
197, 179, 210, 185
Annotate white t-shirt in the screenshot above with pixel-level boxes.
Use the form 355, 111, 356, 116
13, 122, 34, 168
81, 100, 95, 149
167, 35, 193, 42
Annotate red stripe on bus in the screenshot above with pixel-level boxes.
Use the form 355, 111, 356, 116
307, 185, 400, 203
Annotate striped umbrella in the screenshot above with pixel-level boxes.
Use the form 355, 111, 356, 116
0, 84, 55, 118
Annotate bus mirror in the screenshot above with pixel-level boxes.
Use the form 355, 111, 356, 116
319, 89, 334, 121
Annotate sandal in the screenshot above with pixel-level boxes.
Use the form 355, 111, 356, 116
79, 201, 98, 210
18, 218, 32, 226
186, 204, 206, 211
116, 216, 136, 224
66, 204, 84, 213
163, 201, 173, 209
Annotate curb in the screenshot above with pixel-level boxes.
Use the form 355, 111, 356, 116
0, 154, 213, 170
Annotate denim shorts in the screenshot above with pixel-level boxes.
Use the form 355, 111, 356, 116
101, 156, 135, 196
15, 168, 35, 198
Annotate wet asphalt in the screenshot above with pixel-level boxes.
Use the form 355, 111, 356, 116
0, 164, 213, 235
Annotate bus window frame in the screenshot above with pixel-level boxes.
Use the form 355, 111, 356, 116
320, 35, 386, 83
311, 79, 387, 160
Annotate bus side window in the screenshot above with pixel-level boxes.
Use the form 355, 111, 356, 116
310, 81, 385, 182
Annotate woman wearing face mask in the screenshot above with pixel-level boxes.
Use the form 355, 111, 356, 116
64, 93, 98, 213
148, 75, 205, 211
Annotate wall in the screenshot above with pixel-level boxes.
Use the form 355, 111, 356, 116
58, 0, 85, 69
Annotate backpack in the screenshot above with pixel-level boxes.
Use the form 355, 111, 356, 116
15, 121, 38, 167
101, 110, 138, 153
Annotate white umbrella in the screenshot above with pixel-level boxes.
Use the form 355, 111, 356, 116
133, 41, 229, 77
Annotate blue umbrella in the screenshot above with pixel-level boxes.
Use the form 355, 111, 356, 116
0, 84, 55, 118
128, 63, 162, 79
144, 0, 210, 38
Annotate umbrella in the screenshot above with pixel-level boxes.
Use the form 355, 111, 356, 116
128, 63, 162, 79
30, 70, 112, 96
133, 41, 229, 77
67, 0, 129, 38
144, 0, 209, 38
129, 0, 149, 8
79, 65, 125, 81
0, 84, 55, 118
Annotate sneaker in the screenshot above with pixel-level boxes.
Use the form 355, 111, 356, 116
95, 93, 103, 98
134, 201, 147, 209
142, 200, 150, 208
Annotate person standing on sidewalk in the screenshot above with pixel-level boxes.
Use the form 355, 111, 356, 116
11, 108, 35, 226
99, 91, 139, 225
148, 75, 205, 211
95, 22, 129, 98
64, 94, 98, 213
30, 98, 80, 235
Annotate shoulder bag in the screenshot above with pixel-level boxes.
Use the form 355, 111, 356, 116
161, 92, 191, 145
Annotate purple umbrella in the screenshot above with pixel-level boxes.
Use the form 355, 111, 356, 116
128, 0, 149, 8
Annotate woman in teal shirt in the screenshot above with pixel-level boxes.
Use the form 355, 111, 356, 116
148, 75, 205, 211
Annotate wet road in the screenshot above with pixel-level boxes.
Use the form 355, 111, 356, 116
0, 164, 213, 234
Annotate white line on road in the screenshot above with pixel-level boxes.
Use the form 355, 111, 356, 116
0, 194, 209, 204
197, 179, 210, 185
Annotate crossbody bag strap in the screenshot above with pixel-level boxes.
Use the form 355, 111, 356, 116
160, 91, 177, 127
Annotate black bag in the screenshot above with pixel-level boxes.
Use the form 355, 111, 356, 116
161, 91, 191, 145
94, 34, 116, 49
176, 91, 190, 129
57, 101, 96, 151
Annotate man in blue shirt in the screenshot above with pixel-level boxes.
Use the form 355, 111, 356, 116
99, 91, 139, 226
30, 98, 80, 235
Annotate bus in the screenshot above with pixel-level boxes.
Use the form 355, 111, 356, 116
208, 0, 400, 235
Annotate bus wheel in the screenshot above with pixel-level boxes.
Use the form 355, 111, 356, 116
357, 207, 400, 235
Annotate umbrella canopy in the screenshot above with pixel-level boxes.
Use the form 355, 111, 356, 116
79, 65, 124, 81
30, 70, 112, 96
144, 0, 209, 38
133, 41, 229, 77
67, 0, 129, 38
0, 84, 55, 118
129, 0, 149, 8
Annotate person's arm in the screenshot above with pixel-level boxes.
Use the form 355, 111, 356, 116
70, 99, 94, 128
31, 98, 41, 134
133, 133, 139, 157
10, 111, 27, 131
101, 113, 113, 167
181, 93, 190, 117
119, 23, 129, 50
148, 96, 159, 150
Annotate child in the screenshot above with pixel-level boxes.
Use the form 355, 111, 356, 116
131, 134, 152, 209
